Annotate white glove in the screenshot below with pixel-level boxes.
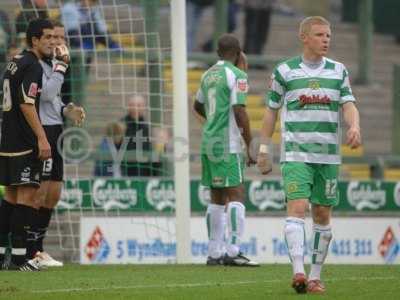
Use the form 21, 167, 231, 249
54, 61, 68, 74
63, 103, 86, 126
54, 45, 70, 64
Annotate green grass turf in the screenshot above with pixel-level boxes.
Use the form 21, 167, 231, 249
0, 264, 399, 300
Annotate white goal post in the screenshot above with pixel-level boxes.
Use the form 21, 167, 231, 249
171, 0, 191, 264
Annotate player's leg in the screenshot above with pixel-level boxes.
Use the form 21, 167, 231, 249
35, 180, 63, 267
25, 180, 49, 261
281, 162, 314, 293
220, 154, 258, 266
34, 125, 64, 267
7, 185, 40, 271
205, 188, 227, 265
202, 154, 226, 265
0, 186, 17, 268
307, 164, 338, 294
7, 154, 42, 271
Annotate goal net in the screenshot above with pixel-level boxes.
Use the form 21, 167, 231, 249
10, 0, 190, 264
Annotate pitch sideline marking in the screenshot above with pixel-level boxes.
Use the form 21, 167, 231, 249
33, 276, 397, 294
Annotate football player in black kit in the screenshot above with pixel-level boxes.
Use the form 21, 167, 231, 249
0, 19, 53, 271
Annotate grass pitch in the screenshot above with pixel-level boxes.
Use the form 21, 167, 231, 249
0, 264, 399, 300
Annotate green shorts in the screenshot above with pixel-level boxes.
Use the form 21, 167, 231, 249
201, 153, 244, 188
281, 162, 339, 207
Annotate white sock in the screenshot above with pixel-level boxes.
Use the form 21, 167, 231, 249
226, 201, 245, 257
206, 204, 225, 258
284, 217, 306, 275
309, 223, 332, 280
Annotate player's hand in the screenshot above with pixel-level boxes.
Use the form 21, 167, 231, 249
64, 103, 86, 126
246, 148, 256, 166
38, 137, 51, 161
54, 44, 70, 64
346, 125, 361, 149
257, 145, 272, 175
236, 51, 248, 72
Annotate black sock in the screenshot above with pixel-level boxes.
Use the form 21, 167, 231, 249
10, 204, 37, 266
26, 208, 40, 259
0, 199, 15, 263
36, 207, 53, 253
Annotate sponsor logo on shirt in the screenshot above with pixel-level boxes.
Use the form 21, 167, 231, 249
237, 79, 248, 93
299, 95, 331, 106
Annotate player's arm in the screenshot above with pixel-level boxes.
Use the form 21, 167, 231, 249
342, 102, 361, 149
233, 104, 254, 165
340, 66, 361, 149
193, 88, 206, 124
20, 63, 51, 160
257, 68, 285, 175
41, 45, 70, 102
40, 70, 65, 102
20, 104, 51, 160
230, 70, 254, 164
257, 108, 278, 174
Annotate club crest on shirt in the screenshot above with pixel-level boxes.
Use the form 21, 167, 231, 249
308, 79, 320, 90
28, 82, 38, 97
237, 79, 248, 93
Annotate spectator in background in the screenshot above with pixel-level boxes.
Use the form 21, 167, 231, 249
201, 0, 239, 52
186, 0, 214, 53
61, 0, 121, 67
186, 0, 238, 53
15, 0, 49, 48
121, 95, 153, 176
94, 121, 125, 177
243, 0, 274, 55
123, 95, 152, 152
0, 9, 12, 66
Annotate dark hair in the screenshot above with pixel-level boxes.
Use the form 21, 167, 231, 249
52, 19, 64, 28
217, 34, 241, 59
26, 18, 54, 47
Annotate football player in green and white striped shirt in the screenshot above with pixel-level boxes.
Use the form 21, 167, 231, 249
257, 16, 361, 294
193, 34, 258, 267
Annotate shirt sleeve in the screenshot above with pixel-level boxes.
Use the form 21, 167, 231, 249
230, 71, 248, 106
339, 66, 356, 104
19, 62, 42, 105
266, 67, 285, 110
195, 88, 205, 103
40, 64, 65, 103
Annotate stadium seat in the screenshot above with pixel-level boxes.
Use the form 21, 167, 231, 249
341, 163, 371, 180
111, 33, 136, 49
341, 144, 364, 157
383, 168, 400, 180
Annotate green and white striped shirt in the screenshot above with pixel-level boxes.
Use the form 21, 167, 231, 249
197, 60, 248, 155
267, 56, 355, 164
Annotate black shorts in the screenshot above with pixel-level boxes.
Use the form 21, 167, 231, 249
41, 125, 64, 182
0, 152, 43, 187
